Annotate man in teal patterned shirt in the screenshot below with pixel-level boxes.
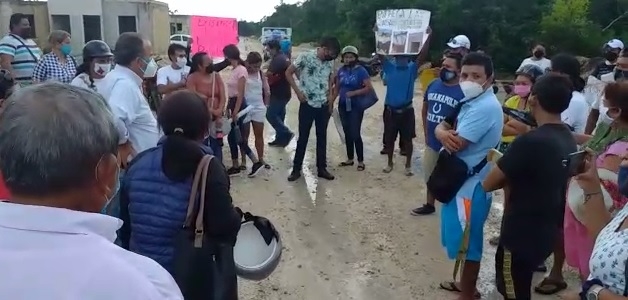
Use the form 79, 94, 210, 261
285, 37, 340, 181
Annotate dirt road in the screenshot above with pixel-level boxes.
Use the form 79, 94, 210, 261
225, 77, 580, 299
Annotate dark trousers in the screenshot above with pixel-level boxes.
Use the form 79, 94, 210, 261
293, 102, 330, 170
266, 96, 292, 142
226, 97, 254, 161
338, 103, 364, 161
381, 107, 408, 150
205, 137, 223, 162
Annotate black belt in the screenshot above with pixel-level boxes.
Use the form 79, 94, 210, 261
386, 103, 413, 113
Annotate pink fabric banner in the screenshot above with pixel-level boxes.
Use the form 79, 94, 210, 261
190, 16, 238, 58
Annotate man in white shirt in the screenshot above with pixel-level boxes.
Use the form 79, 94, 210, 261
518, 43, 551, 72
0, 82, 182, 300
156, 43, 190, 96
103, 32, 160, 167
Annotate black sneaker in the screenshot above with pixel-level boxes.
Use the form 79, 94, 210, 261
317, 169, 335, 180
248, 162, 264, 178
227, 167, 241, 176
276, 133, 295, 147
410, 204, 435, 216
380, 148, 387, 155
268, 140, 280, 146
288, 170, 301, 181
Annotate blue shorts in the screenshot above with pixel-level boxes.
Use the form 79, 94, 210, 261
440, 173, 492, 262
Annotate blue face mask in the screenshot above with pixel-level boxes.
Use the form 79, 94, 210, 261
101, 166, 120, 214
60, 44, 72, 56
439, 68, 456, 82
619, 165, 628, 197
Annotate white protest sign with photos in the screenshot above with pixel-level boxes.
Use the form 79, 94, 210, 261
374, 9, 431, 55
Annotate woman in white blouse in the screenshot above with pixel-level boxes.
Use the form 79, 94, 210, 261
568, 151, 628, 300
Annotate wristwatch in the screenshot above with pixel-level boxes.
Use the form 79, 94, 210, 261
586, 285, 603, 300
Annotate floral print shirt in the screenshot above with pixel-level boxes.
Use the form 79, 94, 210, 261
294, 50, 333, 108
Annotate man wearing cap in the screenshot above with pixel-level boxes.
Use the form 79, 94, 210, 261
446, 35, 471, 56
591, 39, 624, 79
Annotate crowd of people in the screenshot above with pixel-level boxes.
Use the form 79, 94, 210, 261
0, 10, 628, 300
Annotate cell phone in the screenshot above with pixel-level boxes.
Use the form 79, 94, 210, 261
565, 150, 587, 176
502, 107, 537, 127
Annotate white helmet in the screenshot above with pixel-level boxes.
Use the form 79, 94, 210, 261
234, 213, 282, 281
447, 35, 471, 50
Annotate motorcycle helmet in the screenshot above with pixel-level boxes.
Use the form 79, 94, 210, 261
82, 40, 113, 63
234, 212, 282, 281
515, 64, 544, 83
341, 45, 359, 57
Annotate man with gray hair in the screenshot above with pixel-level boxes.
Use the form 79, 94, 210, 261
0, 82, 183, 299
102, 32, 160, 168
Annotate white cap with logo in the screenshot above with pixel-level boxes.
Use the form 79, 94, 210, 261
447, 35, 471, 50
606, 39, 624, 50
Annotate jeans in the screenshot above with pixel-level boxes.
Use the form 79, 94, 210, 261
205, 137, 223, 162
338, 103, 364, 161
266, 96, 292, 142
227, 97, 255, 161
293, 102, 330, 170
227, 118, 255, 160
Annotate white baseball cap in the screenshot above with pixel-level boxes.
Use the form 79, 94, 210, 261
606, 39, 624, 50
447, 35, 471, 50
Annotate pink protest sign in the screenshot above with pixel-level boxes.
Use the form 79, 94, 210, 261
190, 16, 238, 58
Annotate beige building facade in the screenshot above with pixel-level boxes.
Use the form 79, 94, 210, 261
0, 0, 170, 55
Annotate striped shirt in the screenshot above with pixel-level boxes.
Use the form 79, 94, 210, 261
0, 34, 41, 85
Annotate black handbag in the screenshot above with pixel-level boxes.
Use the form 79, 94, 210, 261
427, 150, 487, 204
172, 155, 238, 300
426, 101, 487, 204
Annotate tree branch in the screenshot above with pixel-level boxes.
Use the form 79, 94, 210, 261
603, 11, 628, 31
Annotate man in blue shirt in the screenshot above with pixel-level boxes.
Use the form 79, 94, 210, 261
381, 55, 418, 176
435, 52, 503, 300
412, 53, 465, 216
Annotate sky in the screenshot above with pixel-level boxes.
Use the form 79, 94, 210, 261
162, 0, 300, 22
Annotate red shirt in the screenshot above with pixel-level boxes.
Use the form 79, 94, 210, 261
0, 173, 11, 199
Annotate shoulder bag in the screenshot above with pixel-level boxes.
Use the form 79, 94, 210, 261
426, 102, 488, 204
352, 66, 379, 111
172, 155, 238, 300
9, 34, 39, 62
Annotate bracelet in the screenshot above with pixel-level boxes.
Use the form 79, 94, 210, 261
584, 191, 602, 203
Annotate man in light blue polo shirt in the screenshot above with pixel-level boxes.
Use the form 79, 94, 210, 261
434, 52, 503, 300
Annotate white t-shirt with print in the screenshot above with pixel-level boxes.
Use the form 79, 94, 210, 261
588, 204, 628, 295
156, 65, 190, 87
561, 91, 589, 134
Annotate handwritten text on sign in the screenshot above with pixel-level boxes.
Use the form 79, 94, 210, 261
190, 16, 238, 58
376, 9, 430, 31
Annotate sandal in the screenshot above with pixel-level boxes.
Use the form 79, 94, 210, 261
357, 163, 365, 171
534, 277, 567, 295
339, 161, 354, 167
439, 281, 481, 299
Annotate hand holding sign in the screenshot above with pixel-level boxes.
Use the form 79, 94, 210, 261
191, 16, 238, 58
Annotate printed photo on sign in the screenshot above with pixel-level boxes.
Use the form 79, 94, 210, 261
374, 9, 431, 55
391, 31, 408, 54
261, 27, 292, 44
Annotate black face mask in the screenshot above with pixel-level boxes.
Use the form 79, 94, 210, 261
205, 65, 213, 73
19, 28, 31, 39
533, 50, 544, 58
605, 51, 619, 62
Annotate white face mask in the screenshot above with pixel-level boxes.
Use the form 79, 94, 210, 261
93, 63, 111, 76
459, 80, 487, 100
142, 58, 158, 78
176, 57, 187, 68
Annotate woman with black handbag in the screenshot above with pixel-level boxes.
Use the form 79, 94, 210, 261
119, 90, 242, 300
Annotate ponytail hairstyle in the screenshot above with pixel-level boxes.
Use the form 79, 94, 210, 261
75, 60, 96, 89
550, 53, 585, 92
157, 90, 211, 181
223, 44, 245, 66
189, 52, 208, 75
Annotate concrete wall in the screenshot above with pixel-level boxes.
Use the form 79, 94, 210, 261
46, 0, 103, 53
0, 0, 50, 45
102, 0, 169, 54
170, 15, 191, 35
